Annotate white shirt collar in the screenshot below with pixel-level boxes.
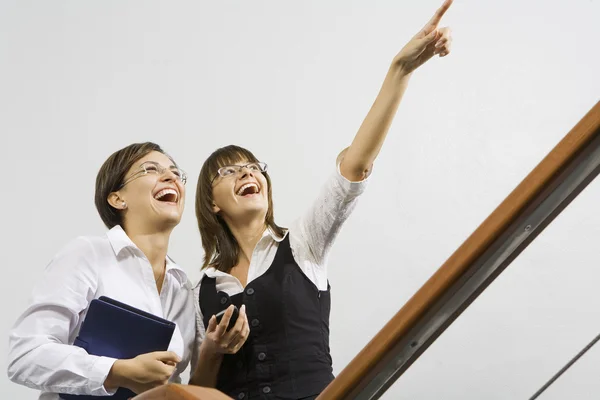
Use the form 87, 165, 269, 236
106, 225, 136, 256
265, 225, 287, 242
106, 225, 189, 286
195, 225, 288, 286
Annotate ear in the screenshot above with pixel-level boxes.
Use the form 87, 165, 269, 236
108, 191, 127, 210
212, 201, 221, 214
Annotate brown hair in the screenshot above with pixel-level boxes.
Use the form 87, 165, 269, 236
95, 142, 171, 229
195, 145, 284, 272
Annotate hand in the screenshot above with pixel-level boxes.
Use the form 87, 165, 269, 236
203, 304, 249, 355
105, 351, 180, 394
393, 0, 453, 74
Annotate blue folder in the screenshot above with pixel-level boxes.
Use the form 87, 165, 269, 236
60, 296, 176, 400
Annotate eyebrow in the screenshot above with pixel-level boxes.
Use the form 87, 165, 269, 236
223, 161, 252, 167
141, 160, 178, 168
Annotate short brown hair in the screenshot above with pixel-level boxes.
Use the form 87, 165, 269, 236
195, 145, 284, 272
95, 142, 170, 229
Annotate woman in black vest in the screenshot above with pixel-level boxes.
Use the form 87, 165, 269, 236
190, 2, 453, 398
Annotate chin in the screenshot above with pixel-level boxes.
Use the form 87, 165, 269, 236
245, 203, 268, 214
158, 212, 183, 228
231, 205, 267, 220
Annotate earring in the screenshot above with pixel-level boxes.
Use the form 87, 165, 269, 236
122, 202, 127, 209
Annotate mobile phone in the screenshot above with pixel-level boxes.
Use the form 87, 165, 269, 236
215, 305, 239, 332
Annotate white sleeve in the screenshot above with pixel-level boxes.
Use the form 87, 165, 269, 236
291, 166, 369, 267
7, 237, 118, 396
189, 284, 206, 376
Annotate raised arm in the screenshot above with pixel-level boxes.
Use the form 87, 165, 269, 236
340, 0, 453, 181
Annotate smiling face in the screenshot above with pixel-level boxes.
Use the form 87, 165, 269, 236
211, 160, 269, 223
110, 151, 186, 231
195, 145, 285, 271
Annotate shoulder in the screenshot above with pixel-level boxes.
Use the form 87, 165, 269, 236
51, 234, 109, 264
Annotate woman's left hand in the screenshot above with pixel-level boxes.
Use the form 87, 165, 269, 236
393, 0, 453, 74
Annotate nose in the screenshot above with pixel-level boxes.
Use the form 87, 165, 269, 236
239, 166, 255, 179
161, 169, 178, 182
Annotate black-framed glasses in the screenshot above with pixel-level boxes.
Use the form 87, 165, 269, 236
119, 161, 187, 189
211, 162, 268, 184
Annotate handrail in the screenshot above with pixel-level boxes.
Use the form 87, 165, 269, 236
318, 101, 600, 400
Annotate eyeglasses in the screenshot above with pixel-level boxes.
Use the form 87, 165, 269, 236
119, 161, 187, 189
211, 162, 268, 184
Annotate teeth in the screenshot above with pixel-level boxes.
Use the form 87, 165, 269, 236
236, 183, 258, 196
154, 188, 178, 201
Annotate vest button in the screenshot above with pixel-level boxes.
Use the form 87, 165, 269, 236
220, 297, 228, 305
258, 352, 266, 361
237, 392, 246, 399
251, 319, 260, 327
262, 386, 271, 394
246, 288, 255, 295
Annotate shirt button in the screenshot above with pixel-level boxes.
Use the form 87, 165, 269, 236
262, 386, 271, 394
258, 352, 266, 361
251, 319, 260, 327
220, 297, 228, 305
246, 288, 255, 295
237, 393, 246, 399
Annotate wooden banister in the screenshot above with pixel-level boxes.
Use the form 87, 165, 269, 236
133, 384, 232, 400
318, 101, 600, 400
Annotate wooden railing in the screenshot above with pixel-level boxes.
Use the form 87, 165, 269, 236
318, 101, 600, 400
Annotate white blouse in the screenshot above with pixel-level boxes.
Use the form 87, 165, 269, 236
7, 225, 196, 400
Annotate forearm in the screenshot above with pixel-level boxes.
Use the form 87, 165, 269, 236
7, 338, 117, 395
341, 64, 411, 181
189, 343, 224, 387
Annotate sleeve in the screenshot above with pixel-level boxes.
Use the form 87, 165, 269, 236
189, 284, 206, 376
290, 162, 369, 267
6, 237, 118, 396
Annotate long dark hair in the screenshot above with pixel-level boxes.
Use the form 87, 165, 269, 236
195, 145, 284, 272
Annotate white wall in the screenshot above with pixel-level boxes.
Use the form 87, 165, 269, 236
1, 0, 599, 398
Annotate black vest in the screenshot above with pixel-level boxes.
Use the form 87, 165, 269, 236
199, 236, 334, 400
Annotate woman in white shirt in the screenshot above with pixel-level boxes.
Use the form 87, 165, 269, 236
189, 2, 453, 399
7, 142, 196, 399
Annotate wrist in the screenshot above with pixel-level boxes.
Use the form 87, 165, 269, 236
389, 57, 413, 81
200, 340, 224, 361
104, 359, 129, 391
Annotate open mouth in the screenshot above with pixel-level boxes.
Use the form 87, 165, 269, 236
154, 188, 178, 204
236, 183, 260, 197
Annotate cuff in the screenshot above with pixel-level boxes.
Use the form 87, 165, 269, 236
89, 356, 119, 396
335, 163, 370, 197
